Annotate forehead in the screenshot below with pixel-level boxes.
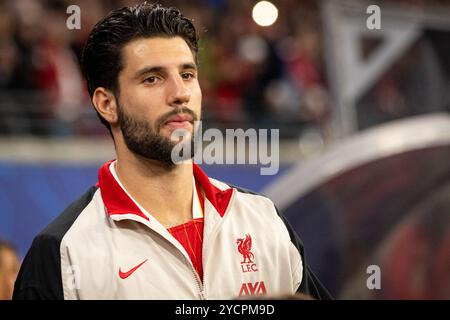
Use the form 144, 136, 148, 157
121, 36, 195, 72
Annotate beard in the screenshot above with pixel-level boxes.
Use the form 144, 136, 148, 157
117, 103, 199, 168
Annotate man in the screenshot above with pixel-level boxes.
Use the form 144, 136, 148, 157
13, 2, 331, 300
0, 239, 20, 300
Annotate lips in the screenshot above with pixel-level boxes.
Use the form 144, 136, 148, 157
164, 114, 194, 129
165, 114, 193, 124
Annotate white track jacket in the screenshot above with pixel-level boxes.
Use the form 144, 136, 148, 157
13, 161, 331, 300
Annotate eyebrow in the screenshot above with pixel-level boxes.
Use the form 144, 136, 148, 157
134, 63, 198, 79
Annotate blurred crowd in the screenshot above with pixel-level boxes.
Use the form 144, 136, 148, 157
0, 0, 332, 138
1, 0, 449, 139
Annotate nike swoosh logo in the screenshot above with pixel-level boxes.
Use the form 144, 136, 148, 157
118, 259, 148, 279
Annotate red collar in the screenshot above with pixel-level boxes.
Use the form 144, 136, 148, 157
98, 160, 233, 220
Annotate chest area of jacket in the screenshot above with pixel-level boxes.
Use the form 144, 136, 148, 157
63, 217, 292, 299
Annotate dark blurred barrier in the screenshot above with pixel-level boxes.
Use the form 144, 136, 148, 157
264, 113, 450, 299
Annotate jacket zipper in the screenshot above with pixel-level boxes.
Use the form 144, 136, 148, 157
190, 261, 205, 299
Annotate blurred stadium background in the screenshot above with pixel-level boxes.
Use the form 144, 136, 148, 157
0, 0, 449, 299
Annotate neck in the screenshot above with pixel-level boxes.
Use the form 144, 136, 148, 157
115, 147, 194, 228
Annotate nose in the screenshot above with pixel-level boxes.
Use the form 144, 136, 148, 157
166, 74, 191, 107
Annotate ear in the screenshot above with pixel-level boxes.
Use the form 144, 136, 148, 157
92, 87, 119, 126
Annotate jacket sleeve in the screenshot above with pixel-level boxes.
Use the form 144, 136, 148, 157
13, 233, 64, 300
277, 208, 333, 300
13, 186, 98, 300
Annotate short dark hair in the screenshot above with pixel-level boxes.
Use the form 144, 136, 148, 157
81, 2, 199, 134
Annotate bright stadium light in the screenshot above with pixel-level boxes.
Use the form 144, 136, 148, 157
252, 1, 278, 27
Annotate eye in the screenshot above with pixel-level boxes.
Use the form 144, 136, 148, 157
143, 76, 158, 84
181, 72, 195, 80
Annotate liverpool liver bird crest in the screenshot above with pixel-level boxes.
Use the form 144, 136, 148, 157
236, 234, 255, 264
